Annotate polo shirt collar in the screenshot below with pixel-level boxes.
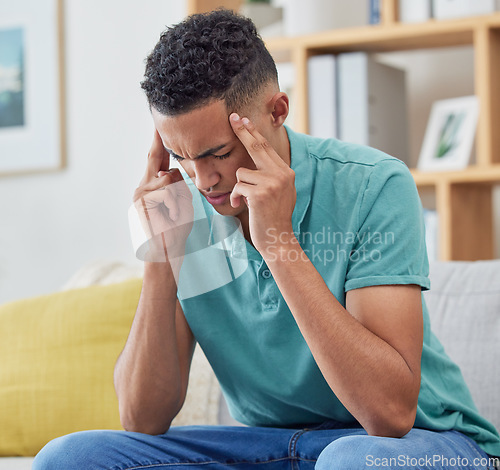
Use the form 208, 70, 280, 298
286, 126, 313, 237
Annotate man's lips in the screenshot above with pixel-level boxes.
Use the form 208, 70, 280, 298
204, 192, 231, 206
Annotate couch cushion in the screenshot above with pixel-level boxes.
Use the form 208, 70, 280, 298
0, 279, 142, 456
61, 260, 222, 428
424, 260, 500, 433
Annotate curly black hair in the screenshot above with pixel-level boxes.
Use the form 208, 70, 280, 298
141, 9, 278, 116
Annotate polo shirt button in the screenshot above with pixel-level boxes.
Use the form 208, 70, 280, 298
261, 269, 272, 279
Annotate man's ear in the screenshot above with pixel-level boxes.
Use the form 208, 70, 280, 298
270, 92, 289, 127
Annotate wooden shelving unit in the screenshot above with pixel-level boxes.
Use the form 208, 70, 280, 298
187, 0, 242, 15
265, 1, 500, 261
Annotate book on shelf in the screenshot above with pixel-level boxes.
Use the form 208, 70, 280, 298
336, 52, 409, 166
369, 0, 381, 24
399, 0, 432, 23
307, 54, 337, 139
423, 209, 439, 262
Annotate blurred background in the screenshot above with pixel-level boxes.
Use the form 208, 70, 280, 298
0, 0, 499, 304
0, 1, 185, 304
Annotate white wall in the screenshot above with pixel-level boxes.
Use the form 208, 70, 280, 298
0, 0, 185, 304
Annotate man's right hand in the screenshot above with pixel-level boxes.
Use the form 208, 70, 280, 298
133, 130, 194, 263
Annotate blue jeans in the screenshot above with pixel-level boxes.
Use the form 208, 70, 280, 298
33, 423, 496, 470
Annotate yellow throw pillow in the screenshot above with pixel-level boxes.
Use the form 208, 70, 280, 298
0, 278, 142, 456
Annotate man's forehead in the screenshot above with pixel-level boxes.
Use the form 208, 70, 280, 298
152, 99, 230, 125
151, 103, 237, 156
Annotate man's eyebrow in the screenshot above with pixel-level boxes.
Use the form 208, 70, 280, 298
165, 143, 230, 160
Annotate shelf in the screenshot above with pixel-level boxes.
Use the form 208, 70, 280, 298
411, 165, 500, 186
266, 13, 500, 55
187, 0, 242, 15
265, 9, 500, 261
267, 12, 500, 166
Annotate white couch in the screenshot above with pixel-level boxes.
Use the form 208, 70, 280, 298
1, 259, 499, 469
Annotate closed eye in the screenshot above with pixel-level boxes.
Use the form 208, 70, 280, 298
168, 151, 231, 162
213, 152, 231, 160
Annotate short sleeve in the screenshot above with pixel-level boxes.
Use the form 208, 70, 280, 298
344, 159, 430, 292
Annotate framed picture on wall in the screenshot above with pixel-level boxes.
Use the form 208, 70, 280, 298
0, 0, 65, 176
417, 96, 479, 172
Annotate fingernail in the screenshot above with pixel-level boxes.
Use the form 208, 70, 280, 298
231, 113, 240, 122
242, 117, 250, 126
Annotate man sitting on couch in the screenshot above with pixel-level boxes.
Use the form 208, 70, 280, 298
34, 9, 500, 470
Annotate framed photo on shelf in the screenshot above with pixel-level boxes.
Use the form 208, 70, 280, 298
0, 0, 65, 176
417, 96, 479, 172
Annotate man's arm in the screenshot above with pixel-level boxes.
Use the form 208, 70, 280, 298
230, 114, 423, 437
266, 247, 422, 438
114, 130, 196, 434
114, 263, 195, 434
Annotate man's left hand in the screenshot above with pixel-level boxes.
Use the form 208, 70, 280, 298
229, 113, 296, 255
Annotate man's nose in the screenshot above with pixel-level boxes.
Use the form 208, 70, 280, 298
192, 159, 220, 191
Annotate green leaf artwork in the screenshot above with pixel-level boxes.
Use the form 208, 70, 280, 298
435, 111, 466, 159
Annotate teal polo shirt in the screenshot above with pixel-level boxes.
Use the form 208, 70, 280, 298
178, 127, 500, 456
